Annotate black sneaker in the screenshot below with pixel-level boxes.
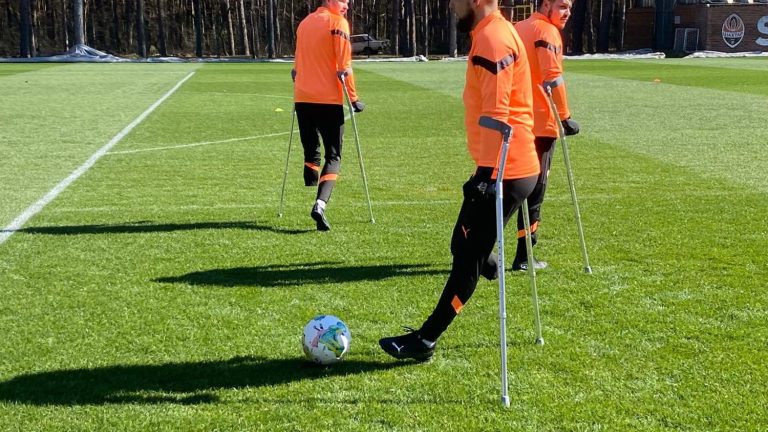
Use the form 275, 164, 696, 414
310, 203, 331, 231
379, 327, 435, 361
511, 258, 548, 272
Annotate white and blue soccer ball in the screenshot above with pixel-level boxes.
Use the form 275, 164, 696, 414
302, 315, 351, 365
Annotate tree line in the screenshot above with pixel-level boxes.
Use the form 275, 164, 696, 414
1, 0, 635, 58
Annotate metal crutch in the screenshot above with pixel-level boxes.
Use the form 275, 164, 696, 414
545, 87, 593, 274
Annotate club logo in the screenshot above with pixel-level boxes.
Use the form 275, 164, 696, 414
722, 14, 745, 48
758, 16, 768, 46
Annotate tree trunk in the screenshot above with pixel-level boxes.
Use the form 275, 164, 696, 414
30, 0, 38, 56
616, 0, 626, 51
136, 0, 147, 56
252, 0, 261, 58
448, 7, 456, 57
596, 0, 612, 52
570, 0, 586, 54
404, 0, 415, 56
266, 0, 275, 58
193, 0, 203, 56
221, 0, 235, 55
586, 0, 594, 53
111, 0, 120, 50
421, 0, 428, 56
85, 0, 95, 46
389, 0, 400, 55
62, 0, 70, 50
74, 0, 85, 46
158, 0, 168, 56
238, 0, 250, 56
20, 0, 32, 57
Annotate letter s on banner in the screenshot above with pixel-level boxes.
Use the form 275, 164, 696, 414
758, 16, 768, 46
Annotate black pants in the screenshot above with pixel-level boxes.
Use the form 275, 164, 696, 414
419, 170, 538, 342
514, 136, 556, 259
295, 102, 344, 203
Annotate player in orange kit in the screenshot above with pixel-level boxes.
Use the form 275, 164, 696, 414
512, 0, 580, 270
292, 0, 364, 231
379, 0, 539, 361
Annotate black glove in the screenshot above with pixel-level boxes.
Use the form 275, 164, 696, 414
291, 69, 296, 82
462, 168, 495, 201
562, 117, 580, 136
352, 100, 365, 113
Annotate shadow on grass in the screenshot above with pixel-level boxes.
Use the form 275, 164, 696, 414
155, 262, 446, 287
16, 220, 313, 235
0, 356, 409, 406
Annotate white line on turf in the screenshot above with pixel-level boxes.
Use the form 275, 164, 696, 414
107, 132, 288, 155
107, 114, 352, 155
0, 70, 197, 246
46, 200, 459, 213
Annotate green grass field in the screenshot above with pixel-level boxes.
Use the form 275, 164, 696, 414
1, 58, 767, 431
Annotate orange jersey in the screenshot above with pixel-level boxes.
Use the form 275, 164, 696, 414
515, 12, 571, 138
463, 11, 539, 180
294, 7, 358, 105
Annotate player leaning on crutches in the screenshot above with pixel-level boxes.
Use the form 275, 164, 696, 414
512, 0, 582, 271
379, 0, 540, 370
287, 0, 364, 231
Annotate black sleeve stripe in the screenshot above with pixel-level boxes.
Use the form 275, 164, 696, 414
534, 39, 561, 54
471, 53, 518, 75
331, 29, 350, 40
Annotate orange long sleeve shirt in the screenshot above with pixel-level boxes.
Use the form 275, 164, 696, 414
515, 12, 571, 138
463, 11, 539, 180
294, 7, 358, 105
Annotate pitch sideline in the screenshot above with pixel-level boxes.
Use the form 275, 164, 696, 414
0, 70, 197, 246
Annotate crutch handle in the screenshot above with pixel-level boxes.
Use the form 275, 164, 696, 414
478, 116, 512, 146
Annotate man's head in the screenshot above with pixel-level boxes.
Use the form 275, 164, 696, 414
324, 0, 349, 16
539, 0, 573, 29
449, 0, 498, 33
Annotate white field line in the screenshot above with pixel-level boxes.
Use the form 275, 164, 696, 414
107, 114, 352, 155
186, 91, 293, 99
107, 132, 288, 155
0, 71, 197, 246
46, 200, 459, 213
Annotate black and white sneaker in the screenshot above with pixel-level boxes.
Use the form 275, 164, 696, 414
379, 327, 435, 361
511, 258, 548, 272
310, 203, 331, 231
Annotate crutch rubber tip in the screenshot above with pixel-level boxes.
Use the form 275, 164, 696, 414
501, 396, 510, 407
535, 337, 545, 346
584, 266, 593, 275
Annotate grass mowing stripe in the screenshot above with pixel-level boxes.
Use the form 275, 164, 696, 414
0, 71, 197, 246
566, 59, 768, 96
567, 71, 768, 193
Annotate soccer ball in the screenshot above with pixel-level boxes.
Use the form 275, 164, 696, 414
301, 315, 351, 365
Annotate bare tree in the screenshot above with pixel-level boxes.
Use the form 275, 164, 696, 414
20, 0, 32, 56
596, 0, 612, 52
158, 0, 168, 56
193, 0, 203, 56
389, 0, 400, 55
137, 0, 147, 56
266, 0, 275, 58
448, 7, 456, 57
237, 0, 250, 56
74, 0, 85, 46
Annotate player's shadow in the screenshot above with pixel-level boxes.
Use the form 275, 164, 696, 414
16, 221, 313, 235
155, 262, 445, 287
0, 355, 407, 406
